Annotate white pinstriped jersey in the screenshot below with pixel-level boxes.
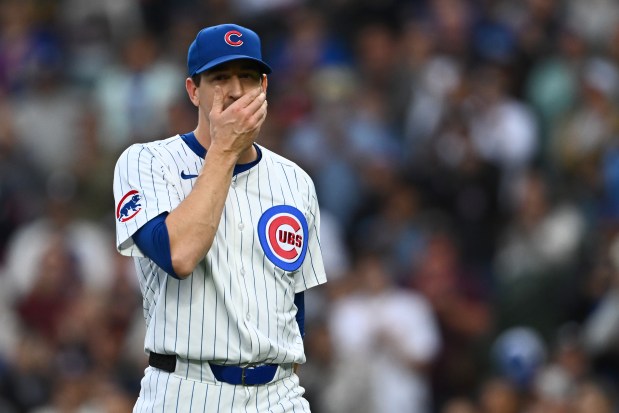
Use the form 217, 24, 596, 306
113, 134, 327, 367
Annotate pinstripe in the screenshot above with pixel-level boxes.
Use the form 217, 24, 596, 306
255, 386, 260, 412
274, 378, 286, 413
223, 205, 231, 363
189, 381, 195, 412
153, 369, 162, 413
211, 256, 217, 367
150, 155, 158, 222
245, 172, 262, 356
139, 378, 147, 413
216, 385, 223, 412
202, 381, 208, 412
279, 164, 296, 205
157, 145, 181, 176
244, 388, 251, 413
256, 159, 273, 356
174, 280, 180, 352
163, 271, 168, 350
279, 379, 295, 413
265, 384, 271, 412
185, 272, 194, 376
281, 378, 298, 413
175, 377, 181, 413
163, 367, 171, 412
230, 385, 237, 412
150, 147, 176, 216
200, 260, 207, 381
233, 185, 258, 359
234, 183, 261, 354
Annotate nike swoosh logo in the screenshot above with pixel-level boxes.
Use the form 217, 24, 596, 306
180, 171, 199, 179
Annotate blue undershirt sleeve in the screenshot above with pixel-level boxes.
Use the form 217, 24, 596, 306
132, 212, 179, 279
294, 292, 305, 338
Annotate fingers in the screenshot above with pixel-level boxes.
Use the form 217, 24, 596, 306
251, 97, 268, 126
223, 89, 266, 126
211, 86, 224, 116
245, 91, 267, 117
226, 87, 264, 113
240, 87, 263, 108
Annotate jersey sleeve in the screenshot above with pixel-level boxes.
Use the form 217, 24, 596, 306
113, 144, 182, 257
294, 180, 327, 293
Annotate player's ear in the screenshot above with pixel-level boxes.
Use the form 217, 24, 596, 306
261, 74, 268, 93
186, 77, 200, 107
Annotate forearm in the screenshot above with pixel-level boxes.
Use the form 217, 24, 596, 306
166, 147, 238, 277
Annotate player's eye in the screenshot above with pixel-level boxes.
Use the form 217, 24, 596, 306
240, 72, 261, 81
212, 74, 229, 81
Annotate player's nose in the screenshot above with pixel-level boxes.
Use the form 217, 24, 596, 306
227, 75, 244, 100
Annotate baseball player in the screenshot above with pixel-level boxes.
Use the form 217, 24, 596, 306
113, 24, 327, 412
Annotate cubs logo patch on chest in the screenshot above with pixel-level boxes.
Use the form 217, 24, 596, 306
257, 205, 308, 271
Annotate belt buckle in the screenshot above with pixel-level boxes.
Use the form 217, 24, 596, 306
241, 366, 252, 386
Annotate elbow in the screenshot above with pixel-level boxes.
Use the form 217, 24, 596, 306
171, 255, 196, 279
170, 241, 212, 279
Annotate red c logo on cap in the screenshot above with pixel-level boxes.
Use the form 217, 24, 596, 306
224, 30, 243, 47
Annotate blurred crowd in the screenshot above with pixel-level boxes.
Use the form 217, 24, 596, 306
0, 0, 619, 412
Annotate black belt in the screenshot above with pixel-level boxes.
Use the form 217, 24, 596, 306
148, 352, 279, 386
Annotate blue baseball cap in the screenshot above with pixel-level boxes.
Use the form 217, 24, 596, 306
187, 24, 272, 76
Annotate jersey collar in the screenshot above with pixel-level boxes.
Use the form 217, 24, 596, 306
180, 131, 262, 175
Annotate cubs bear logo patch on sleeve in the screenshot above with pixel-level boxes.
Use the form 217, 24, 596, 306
117, 189, 143, 222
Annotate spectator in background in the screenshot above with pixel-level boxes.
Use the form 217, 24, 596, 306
570, 379, 618, 413
352, 179, 427, 281
92, 30, 184, 153
0, 331, 53, 412
494, 168, 586, 338
421, 109, 504, 270
0, 96, 45, 262
581, 232, 619, 379
2, 186, 115, 302
466, 63, 539, 199
441, 397, 480, 413
15, 235, 83, 345
408, 229, 492, 408
10, 53, 87, 178
327, 254, 441, 413
58, 0, 144, 49
550, 56, 619, 203
565, 0, 619, 48
528, 324, 589, 413
525, 27, 585, 159
0, 0, 63, 95
396, 17, 474, 165
353, 21, 406, 134
267, 7, 350, 96
477, 376, 522, 413
427, 0, 475, 59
